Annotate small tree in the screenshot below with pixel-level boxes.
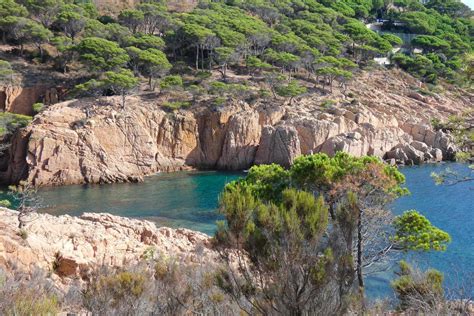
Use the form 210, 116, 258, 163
392, 210, 451, 251
9, 181, 41, 230
216, 186, 346, 315
75, 37, 129, 72
51, 35, 74, 73
264, 49, 300, 77
0, 16, 31, 55
136, 2, 170, 35
245, 56, 271, 77
0, 60, 14, 85
0, 0, 28, 43
275, 80, 307, 105
182, 23, 215, 71
137, 48, 171, 90
57, 5, 86, 42
102, 69, 138, 109
392, 261, 444, 312
215, 47, 239, 81
29, 21, 53, 59
118, 9, 144, 34
25, 0, 63, 28
159, 75, 182, 92
314, 56, 355, 93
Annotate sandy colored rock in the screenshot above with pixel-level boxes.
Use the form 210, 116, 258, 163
255, 125, 301, 167
0, 208, 217, 279
0, 69, 469, 186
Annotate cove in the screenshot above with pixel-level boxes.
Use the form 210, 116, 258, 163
3, 163, 473, 298
29, 171, 242, 235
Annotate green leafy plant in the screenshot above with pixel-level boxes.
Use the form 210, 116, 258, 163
392, 210, 451, 251
162, 101, 191, 111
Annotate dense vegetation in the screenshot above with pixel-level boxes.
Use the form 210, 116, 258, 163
0, 0, 472, 109
214, 152, 452, 314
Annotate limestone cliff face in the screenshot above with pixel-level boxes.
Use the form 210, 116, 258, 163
0, 69, 470, 186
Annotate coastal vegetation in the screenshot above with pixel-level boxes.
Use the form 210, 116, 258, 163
0, 153, 462, 315
214, 153, 451, 314
0, 0, 472, 314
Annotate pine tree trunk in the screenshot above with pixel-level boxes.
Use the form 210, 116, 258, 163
357, 207, 364, 289
200, 46, 204, 70
196, 46, 199, 70
39, 45, 44, 60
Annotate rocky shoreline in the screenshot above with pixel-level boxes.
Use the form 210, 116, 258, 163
0, 69, 470, 186
0, 209, 217, 282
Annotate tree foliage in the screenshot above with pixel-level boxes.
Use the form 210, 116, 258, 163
0, 0, 471, 110
393, 210, 451, 251
75, 37, 129, 71
216, 152, 450, 309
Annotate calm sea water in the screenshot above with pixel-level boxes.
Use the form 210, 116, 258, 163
1, 164, 472, 298
366, 163, 474, 299
30, 171, 243, 235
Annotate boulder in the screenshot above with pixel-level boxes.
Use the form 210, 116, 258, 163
399, 144, 424, 164
255, 125, 301, 168
411, 140, 430, 153
430, 148, 443, 162
386, 148, 409, 163
217, 110, 261, 170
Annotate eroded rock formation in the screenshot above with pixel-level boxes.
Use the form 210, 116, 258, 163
0, 69, 470, 186
0, 208, 216, 279
0, 85, 61, 115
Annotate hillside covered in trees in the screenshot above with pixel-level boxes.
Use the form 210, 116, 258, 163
0, 0, 472, 107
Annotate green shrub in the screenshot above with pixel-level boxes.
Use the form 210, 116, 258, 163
392, 261, 444, 311
321, 99, 336, 108
275, 80, 307, 104
195, 71, 212, 80
160, 75, 183, 90
0, 200, 11, 208
0, 113, 32, 137
18, 229, 28, 240
0, 270, 60, 316
8, 293, 59, 316
209, 81, 250, 100
212, 97, 226, 106
162, 101, 191, 111
33, 102, 45, 114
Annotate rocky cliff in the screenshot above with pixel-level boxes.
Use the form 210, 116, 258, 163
0, 85, 61, 115
1, 69, 471, 186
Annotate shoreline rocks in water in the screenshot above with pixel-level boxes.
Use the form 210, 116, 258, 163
0, 208, 217, 281
0, 69, 468, 186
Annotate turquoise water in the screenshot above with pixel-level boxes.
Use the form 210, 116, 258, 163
2, 164, 472, 297
33, 171, 242, 235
